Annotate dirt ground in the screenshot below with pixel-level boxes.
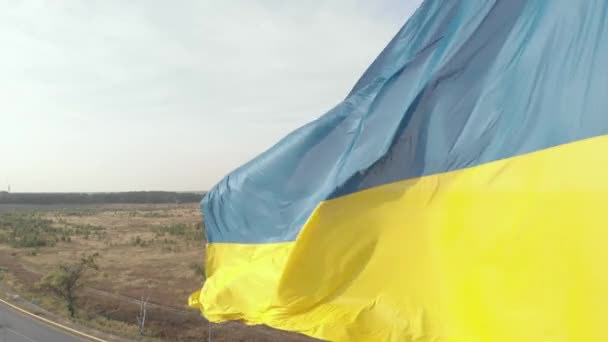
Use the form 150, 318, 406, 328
0, 204, 318, 342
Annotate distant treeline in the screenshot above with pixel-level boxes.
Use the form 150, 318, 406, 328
0, 191, 204, 205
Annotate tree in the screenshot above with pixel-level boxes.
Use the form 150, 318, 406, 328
39, 253, 99, 317
136, 289, 151, 336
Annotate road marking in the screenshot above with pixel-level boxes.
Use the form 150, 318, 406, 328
0, 298, 107, 342
6, 327, 37, 342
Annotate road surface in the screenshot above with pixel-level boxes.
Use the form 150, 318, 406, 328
0, 301, 85, 342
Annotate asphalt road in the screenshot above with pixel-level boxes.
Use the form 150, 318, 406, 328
0, 301, 84, 342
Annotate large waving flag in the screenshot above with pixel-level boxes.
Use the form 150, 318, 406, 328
190, 0, 608, 341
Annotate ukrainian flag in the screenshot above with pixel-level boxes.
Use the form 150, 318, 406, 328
190, 0, 608, 341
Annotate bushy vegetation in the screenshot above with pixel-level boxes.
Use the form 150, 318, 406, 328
0, 213, 58, 247
152, 223, 205, 242
125, 223, 205, 250
60, 209, 100, 217
141, 211, 173, 218
189, 262, 206, 281
0, 213, 106, 248
131, 235, 153, 247
0, 191, 204, 205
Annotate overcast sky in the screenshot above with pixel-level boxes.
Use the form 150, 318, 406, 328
1, 0, 422, 193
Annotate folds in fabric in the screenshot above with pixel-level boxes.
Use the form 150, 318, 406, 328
190, 0, 608, 341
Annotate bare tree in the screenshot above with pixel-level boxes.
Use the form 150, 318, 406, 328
39, 253, 99, 317
136, 290, 151, 336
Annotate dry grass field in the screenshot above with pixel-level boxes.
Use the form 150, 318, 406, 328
0, 204, 317, 342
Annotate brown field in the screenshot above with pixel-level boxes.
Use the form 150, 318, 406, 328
0, 204, 318, 342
